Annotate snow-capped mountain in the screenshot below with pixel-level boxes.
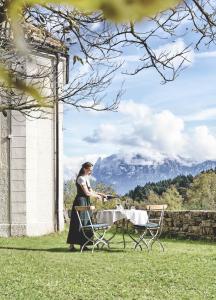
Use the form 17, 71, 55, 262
93, 154, 216, 194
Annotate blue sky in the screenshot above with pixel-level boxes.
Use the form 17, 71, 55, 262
63, 37, 216, 179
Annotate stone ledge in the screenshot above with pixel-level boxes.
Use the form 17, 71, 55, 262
0, 224, 11, 237
10, 224, 26, 236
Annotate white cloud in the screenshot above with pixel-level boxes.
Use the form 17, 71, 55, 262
196, 51, 216, 58
116, 39, 195, 79
119, 100, 151, 120
64, 154, 104, 180
77, 62, 91, 75
84, 100, 216, 162
90, 22, 101, 31
122, 55, 140, 63
118, 48, 216, 71
141, 110, 186, 156
84, 123, 119, 143
183, 108, 216, 122
154, 38, 195, 68
188, 126, 216, 161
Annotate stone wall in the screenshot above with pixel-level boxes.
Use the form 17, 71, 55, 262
152, 210, 216, 241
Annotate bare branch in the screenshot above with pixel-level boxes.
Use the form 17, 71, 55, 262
1, 1, 216, 115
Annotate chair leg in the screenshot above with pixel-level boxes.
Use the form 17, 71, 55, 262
140, 237, 149, 251
135, 233, 149, 251
80, 229, 96, 253
122, 229, 126, 249
81, 228, 110, 253
92, 230, 110, 252
130, 228, 149, 251
128, 232, 141, 250
92, 240, 100, 253
92, 237, 110, 252
134, 242, 143, 251
103, 223, 118, 245
148, 229, 164, 252
80, 240, 91, 253
97, 231, 109, 249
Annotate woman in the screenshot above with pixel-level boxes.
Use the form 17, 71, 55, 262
66, 162, 106, 251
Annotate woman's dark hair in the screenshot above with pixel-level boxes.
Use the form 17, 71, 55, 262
76, 162, 93, 182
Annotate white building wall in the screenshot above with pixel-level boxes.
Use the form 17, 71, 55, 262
25, 53, 56, 236
57, 60, 66, 231
0, 113, 10, 236
25, 53, 66, 236
0, 51, 66, 237
10, 111, 27, 236
25, 110, 55, 235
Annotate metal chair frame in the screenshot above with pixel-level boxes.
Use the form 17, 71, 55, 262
133, 204, 167, 252
100, 218, 128, 249
75, 206, 111, 253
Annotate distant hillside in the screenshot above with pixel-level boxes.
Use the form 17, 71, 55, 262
93, 154, 216, 194
127, 174, 194, 200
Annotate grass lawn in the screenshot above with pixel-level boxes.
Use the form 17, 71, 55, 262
0, 229, 216, 300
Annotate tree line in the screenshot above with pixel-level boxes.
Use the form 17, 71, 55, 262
126, 169, 216, 210
64, 169, 216, 211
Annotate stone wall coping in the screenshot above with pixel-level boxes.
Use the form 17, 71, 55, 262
164, 210, 216, 213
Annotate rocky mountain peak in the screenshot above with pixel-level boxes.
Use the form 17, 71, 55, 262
93, 154, 216, 194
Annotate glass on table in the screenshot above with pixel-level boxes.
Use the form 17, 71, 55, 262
116, 203, 124, 210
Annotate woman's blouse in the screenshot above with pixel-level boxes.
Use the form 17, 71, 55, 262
77, 175, 91, 190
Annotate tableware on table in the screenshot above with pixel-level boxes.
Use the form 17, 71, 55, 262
116, 204, 124, 210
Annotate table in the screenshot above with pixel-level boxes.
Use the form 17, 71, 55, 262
96, 209, 148, 248
97, 209, 148, 226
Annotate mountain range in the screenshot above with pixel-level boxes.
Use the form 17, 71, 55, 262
93, 154, 216, 194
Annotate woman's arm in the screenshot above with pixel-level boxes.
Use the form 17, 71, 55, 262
96, 191, 107, 197
80, 184, 103, 200
89, 188, 107, 199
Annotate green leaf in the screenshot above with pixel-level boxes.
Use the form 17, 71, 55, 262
73, 55, 83, 65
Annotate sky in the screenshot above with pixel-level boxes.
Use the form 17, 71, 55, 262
63, 30, 216, 180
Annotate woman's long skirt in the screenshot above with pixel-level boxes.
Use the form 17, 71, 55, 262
66, 195, 93, 245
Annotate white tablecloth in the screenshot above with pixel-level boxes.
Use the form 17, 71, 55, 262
97, 209, 148, 226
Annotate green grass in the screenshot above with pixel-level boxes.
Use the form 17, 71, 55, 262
0, 230, 216, 300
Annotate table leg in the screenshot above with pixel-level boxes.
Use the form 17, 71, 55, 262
103, 220, 126, 249
102, 221, 121, 246
127, 227, 149, 251
125, 220, 138, 249
122, 219, 126, 249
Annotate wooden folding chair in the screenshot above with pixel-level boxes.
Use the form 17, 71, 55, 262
133, 204, 167, 252
75, 206, 111, 253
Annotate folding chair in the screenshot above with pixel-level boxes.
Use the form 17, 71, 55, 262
75, 206, 111, 253
133, 204, 167, 252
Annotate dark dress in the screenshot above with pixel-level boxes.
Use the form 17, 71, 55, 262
66, 177, 93, 246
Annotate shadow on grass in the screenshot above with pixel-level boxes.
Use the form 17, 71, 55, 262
0, 246, 124, 253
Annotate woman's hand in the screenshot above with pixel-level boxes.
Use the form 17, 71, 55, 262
92, 191, 107, 201
103, 196, 108, 202
96, 194, 103, 201
100, 193, 109, 202
98, 192, 107, 198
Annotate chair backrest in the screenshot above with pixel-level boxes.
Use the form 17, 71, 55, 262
75, 205, 95, 212
146, 204, 167, 211
75, 206, 95, 229
146, 204, 167, 227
